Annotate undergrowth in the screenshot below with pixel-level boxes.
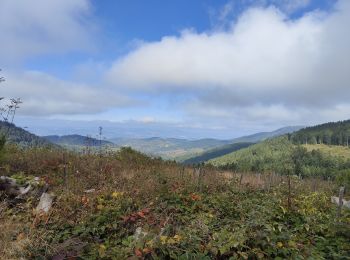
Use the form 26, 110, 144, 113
0, 146, 349, 259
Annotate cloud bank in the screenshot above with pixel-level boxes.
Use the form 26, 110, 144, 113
0, 0, 93, 63
0, 0, 121, 117
1, 71, 132, 116
107, 0, 350, 123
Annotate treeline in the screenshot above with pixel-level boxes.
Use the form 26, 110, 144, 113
290, 119, 350, 146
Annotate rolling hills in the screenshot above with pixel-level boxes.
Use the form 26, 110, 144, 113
0, 123, 301, 160
110, 137, 231, 159
0, 122, 305, 162
110, 126, 303, 160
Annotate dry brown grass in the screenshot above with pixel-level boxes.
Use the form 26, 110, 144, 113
0, 208, 35, 259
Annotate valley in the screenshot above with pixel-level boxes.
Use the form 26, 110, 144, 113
1, 119, 350, 259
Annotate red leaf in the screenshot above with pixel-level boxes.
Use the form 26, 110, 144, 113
135, 248, 142, 257
137, 211, 145, 218
142, 208, 150, 214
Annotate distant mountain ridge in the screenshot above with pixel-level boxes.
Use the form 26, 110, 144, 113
0, 121, 56, 148
228, 126, 304, 143
110, 137, 230, 159
110, 126, 303, 160
111, 137, 229, 149
0, 121, 304, 160
43, 134, 114, 147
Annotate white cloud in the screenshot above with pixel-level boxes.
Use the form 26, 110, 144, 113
108, 7, 320, 91
1, 70, 132, 116
0, 0, 93, 63
107, 0, 350, 125
208, 0, 311, 31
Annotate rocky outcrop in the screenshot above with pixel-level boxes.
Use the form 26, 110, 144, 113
1, 175, 54, 213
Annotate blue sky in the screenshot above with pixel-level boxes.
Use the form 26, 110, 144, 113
25, 0, 334, 75
1, 0, 349, 139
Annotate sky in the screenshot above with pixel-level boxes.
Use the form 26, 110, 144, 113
1, 0, 349, 139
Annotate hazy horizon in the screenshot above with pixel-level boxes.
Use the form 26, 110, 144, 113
13, 116, 309, 140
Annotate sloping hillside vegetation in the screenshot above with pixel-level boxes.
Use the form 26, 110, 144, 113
1, 145, 349, 259
210, 136, 350, 184
291, 119, 350, 145
210, 137, 295, 172
304, 143, 350, 158
0, 121, 55, 148
182, 142, 254, 165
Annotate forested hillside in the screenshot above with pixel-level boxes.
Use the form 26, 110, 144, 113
210, 137, 294, 171
210, 136, 350, 182
291, 119, 350, 145
182, 142, 254, 164
0, 121, 55, 148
